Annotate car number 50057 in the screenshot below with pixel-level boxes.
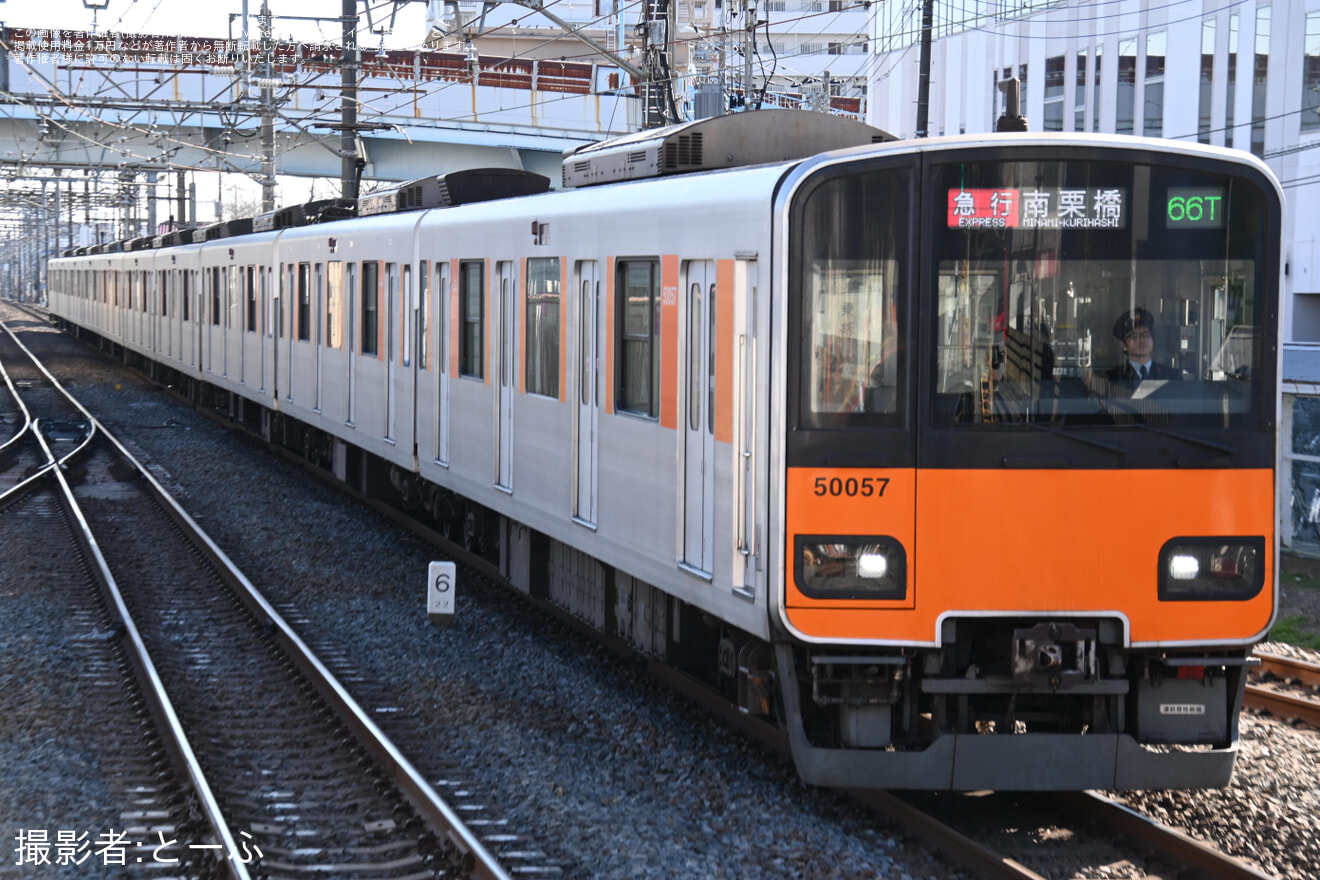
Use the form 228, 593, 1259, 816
813, 477, 889, 498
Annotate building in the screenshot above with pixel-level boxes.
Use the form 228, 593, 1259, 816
870, 0, 1318, 338
870, 0, 1320, 553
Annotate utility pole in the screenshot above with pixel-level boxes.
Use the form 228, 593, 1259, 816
176, 170, 186, 228
342, 0, 359, 199
915, 0, 933, 137
260, 0, 276, 211
744, 0, 756, 110
639, 0, 679, 126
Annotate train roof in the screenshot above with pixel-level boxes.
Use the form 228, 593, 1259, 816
561, 109, 894, 188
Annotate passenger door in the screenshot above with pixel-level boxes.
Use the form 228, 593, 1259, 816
435, 260, 451, 465
574, 261, 600, 525
683, 260, 716, 574
386, 262, 399, 440
314, 262, 324, 412
496, 261, 515, 490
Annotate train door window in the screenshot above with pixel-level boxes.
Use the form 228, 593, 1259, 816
160, 271, 168, 316
182, 271, 190, 321
689, 281, 702, 430
228, 267, 238, 328
526, 257, 560, 398
459, 260, 484, 378
283, 265, 293, 337
327, 261, 343, 349
580, 277, 591, 406
418, 261, 429, 370
401, 264, 411, 367
434, 261, 447, 371
211, 267, 221, 325
297, 262, 311, 341
361, 260, 379, 356
315, 263, 325, 345
246, 266, 257, 332
265, 268, 274, 336
259, 268, 268, 336
346, 264, 356, 352
615, 258, 660, 418
709, 281, 717, 433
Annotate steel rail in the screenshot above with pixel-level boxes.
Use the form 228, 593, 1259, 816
646, 661, 1049, 880
1254, 651, 1320, 688
1245, 651, 1320, 727
82, 409, 516, 880
29, 423, 250, 880
2, 308, 513, 880
0, 350, 33, 453
1065, 791, 1277, 880
0, 319, 99, 503
1, 320, 99, 468
1243, 685, 1320, 728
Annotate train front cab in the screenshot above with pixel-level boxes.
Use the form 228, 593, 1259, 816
773, 137, 1281, 790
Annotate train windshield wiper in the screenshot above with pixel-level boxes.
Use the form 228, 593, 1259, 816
1126, 423, 1236, 456
1025, 421, 1126, 456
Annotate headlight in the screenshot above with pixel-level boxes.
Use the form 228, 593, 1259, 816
1158, 537, 1266, 601
796, 536, 906, 600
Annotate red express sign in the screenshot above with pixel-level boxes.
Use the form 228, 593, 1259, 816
947, 189, 1020, 227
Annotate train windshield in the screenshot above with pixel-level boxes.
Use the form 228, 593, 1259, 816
931, 159, 1270, 429
796, 168, 910, 429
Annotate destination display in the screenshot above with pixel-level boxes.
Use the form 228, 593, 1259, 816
947, 187, 1127, 229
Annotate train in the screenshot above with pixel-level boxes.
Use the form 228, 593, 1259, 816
46, 109, 1282, 790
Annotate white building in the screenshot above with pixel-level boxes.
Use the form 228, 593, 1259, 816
870, 0, 1320, 343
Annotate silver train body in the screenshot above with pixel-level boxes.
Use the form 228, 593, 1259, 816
48, 114, 1284, 791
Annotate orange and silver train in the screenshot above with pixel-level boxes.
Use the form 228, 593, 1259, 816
48, 111, 1282, 789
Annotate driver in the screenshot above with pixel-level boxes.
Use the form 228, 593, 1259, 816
1105, 308, 1182, 383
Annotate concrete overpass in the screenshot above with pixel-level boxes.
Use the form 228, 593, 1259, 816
0, 25, 640, 184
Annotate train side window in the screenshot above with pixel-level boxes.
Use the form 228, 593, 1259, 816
615, 258, 660, 418
361, 261, 379, 356
526, 257, 560, 397
327, 261, 343, 349
459, 260, 484, 378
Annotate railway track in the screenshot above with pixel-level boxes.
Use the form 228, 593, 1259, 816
0, 319, 521, 880
7, 301, 1296, 880
652, 660, 1279, 879
1245, 652, 1320, 729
